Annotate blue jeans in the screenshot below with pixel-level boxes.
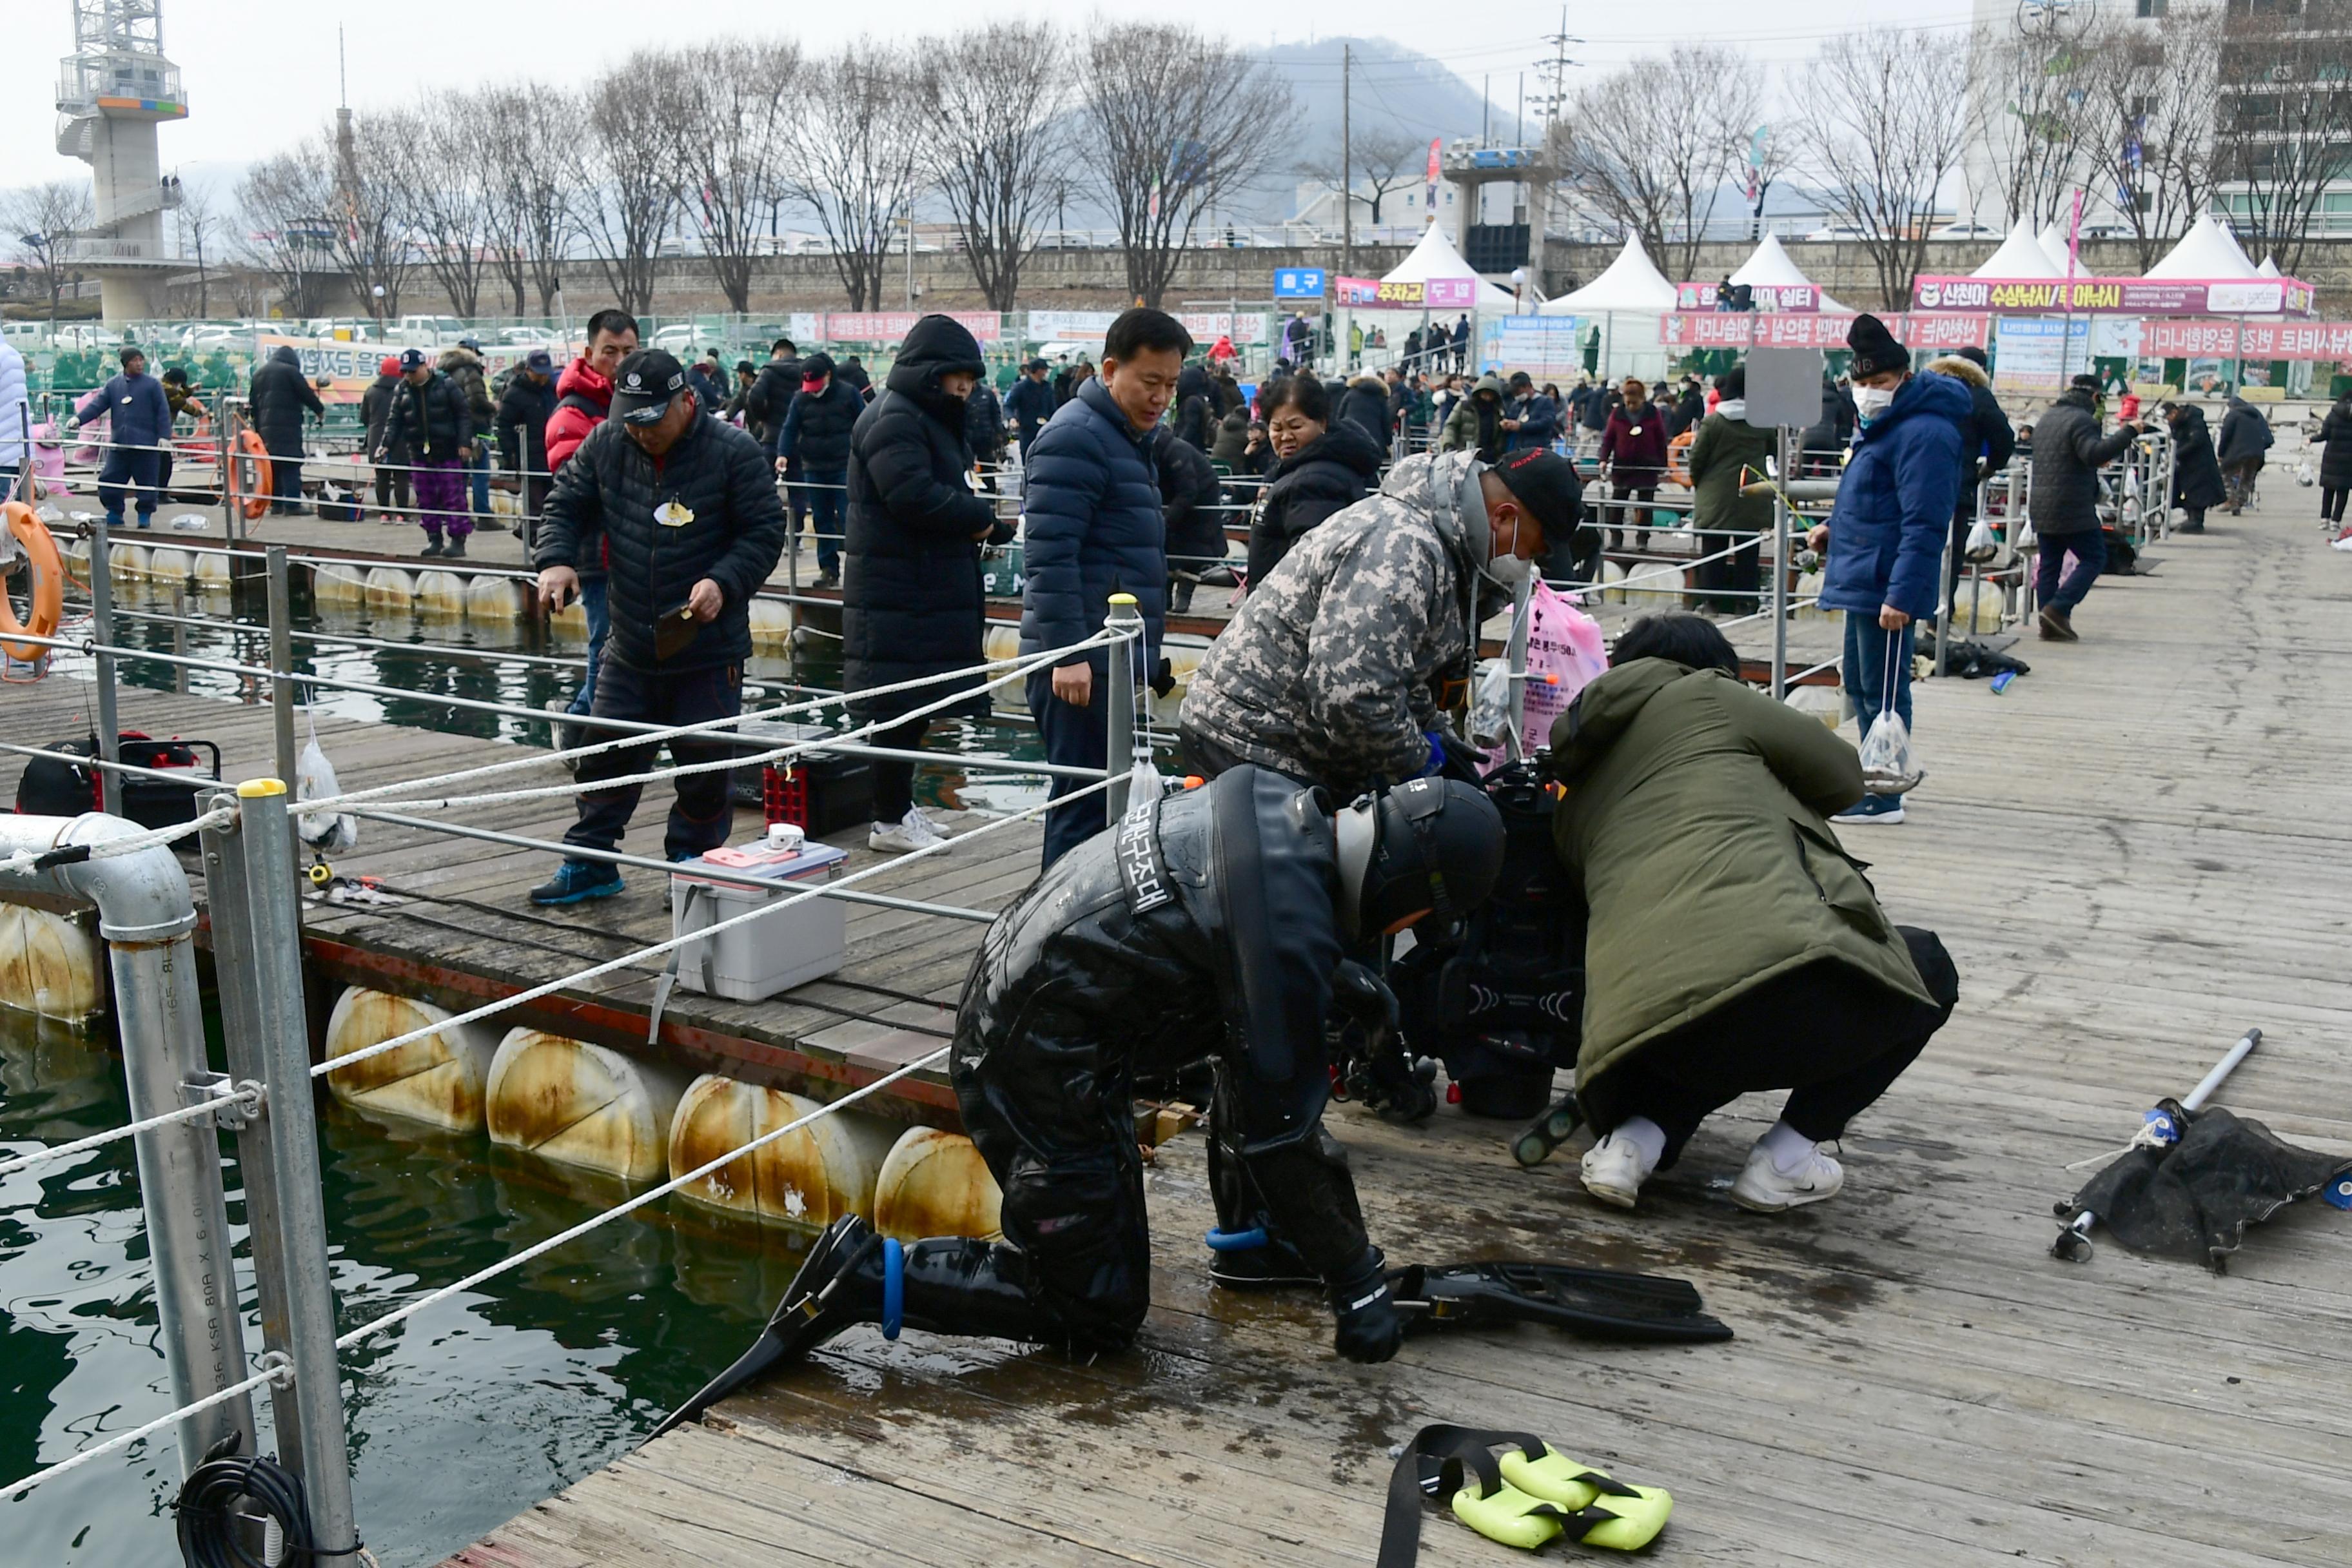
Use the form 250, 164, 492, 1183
468, 444, 491, 520
2035, 529, 2105, 614
804, 467, 847, 576
566, 574, 611, 718
1843, 612, 1914, 734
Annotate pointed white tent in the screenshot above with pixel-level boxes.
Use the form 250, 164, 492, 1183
2257, 255, 2280, 278
2143, 214, 2260, 279
1380, 224, 1518, 308
1972, 219, 2066, 279
1728, 233, 1854, 313
2035, 223, 2073, 272
1539, 235, 1678, 314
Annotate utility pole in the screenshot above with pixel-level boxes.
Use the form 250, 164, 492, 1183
1341, 44, 1353, 279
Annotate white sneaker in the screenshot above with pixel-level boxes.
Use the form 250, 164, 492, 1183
868, 808, 946, 855
1579, 1132, 1655, 1210
1730, 1139, 1845, 1213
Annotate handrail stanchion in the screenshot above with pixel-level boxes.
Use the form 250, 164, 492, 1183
228, 779, 362, 1556
1770, 427, 1790, 700
1503, 574, 1534, 761
1104, 593, 1142, 824
88, 517, 124, 815
266, 545, 298, 786
169, 578, 189, 694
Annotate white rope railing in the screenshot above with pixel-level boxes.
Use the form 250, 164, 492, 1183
0, 805, 233, 880
3, 1362, 287, 1502
0, 1080, 260, 1183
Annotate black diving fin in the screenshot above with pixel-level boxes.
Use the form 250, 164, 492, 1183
648, 1215, 885, 1440
1509, 1090, 1586, 1168
1387, 1260, 1733, 1346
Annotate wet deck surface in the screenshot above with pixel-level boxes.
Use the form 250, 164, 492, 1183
433, 507, 2352, 1565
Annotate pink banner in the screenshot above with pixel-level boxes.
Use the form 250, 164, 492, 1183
1658, 313, 1992, 349
1337, 275, 1478, 309
1674, 282, 1820, 313
1912, 275, 2316, 317
822, 311, 1001, 342
2141, 320, 2352, 360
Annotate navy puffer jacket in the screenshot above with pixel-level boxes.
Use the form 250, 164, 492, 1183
248, 346, 324, 453
1019, 375, 1167, 672
842, 315, 1006, 722
534, 411, 787, 671
1816, 371, 1970, 622
779, 379, 863, 471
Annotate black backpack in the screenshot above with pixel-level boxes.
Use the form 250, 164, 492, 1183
15, 732, 222, 830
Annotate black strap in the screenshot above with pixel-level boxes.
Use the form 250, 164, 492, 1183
1113, 791, 1174, 915
1377, 1424, 1640, 1568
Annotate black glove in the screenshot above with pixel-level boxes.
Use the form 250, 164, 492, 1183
1330, 963, 1436, 1123
1329, 1248, 1403, 1364
1150, 656, 1175, 699
1429, 721, 1487, 787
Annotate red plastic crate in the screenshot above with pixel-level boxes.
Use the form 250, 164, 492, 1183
762, 763, 810, 829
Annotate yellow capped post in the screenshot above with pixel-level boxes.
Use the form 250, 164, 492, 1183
237, 778, 288, 798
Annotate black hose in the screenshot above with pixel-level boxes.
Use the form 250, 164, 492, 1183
172, 1435, 340, 1567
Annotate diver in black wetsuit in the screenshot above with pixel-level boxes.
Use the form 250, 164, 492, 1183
656, 769, 1505, 1427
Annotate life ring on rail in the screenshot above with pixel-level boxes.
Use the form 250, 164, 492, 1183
225, 428, 270, 520
1, 500, 66, 663
1665, 429, 1694, 488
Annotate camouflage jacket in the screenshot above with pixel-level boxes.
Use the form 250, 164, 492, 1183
1181, 451, 1487, 798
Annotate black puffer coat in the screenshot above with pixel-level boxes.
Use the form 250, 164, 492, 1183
1157, 432, 1228, 573
743, 357, 801, 446
1337, 375, 1392, 446
778, 379, 864, 471
1244, 419, 1385, 586
359, 373, 407, 462
965, 381, 1006, 462
378, 372, 473, 464
534, 411, 787, 672
842, 315, 1006, 722
2028, 387, 2135, 537
1799, 378, 1857, 462
248, 346, 324, 456
495, 373, 556, 480
2168, 406, 2227, 512
2316, 397, 2352, 491
1173, 364, 1217, 449
2215, 397, 2273, 469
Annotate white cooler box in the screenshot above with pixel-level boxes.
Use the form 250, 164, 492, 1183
668, 841, 850, 1000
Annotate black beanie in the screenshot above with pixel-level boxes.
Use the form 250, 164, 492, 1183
1846, 313, 1907, 379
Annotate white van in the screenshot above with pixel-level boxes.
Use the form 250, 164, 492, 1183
397, 315, 469, 348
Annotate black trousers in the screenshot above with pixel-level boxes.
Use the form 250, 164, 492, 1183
373, 459, 411, 513
1585, 926, 1959, 1167
1693, 526, 1761, 616
868, 714, 930, 823
2324, 487, 2347, 524
1027, 663, 1112, 870
270, 456, 303, 510
561, 658, 741, 861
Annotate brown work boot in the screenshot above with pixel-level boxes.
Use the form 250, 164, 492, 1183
2037, 605, 2078, 642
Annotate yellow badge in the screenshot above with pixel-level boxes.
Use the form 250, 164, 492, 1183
657, 500, 694, 527
1627, 424, 1643, 437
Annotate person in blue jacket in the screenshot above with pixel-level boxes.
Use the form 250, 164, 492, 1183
1803, 314, 1971, 827
1502, 371, 1562, 452
1019, 306, 1190, 868
70, 346, 173, 530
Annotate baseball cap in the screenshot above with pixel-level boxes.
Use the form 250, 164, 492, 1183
524, 348, 554, 372
1024, 357, 1048, 372
610, 349, 689, 425
458, 336, 482, 351
398, 348, 427, 370
799, 351, 836, 391
1491, 450, 1582, 540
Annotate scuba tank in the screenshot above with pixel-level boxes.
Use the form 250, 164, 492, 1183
1391, 756, 1586, 1120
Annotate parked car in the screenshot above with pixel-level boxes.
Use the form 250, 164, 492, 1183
396, 314, 469, 347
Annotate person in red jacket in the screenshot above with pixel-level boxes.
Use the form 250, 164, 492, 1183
544, 309, 638, 740
1599, 377, 1669, 553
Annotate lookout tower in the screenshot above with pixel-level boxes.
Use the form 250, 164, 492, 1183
54, 0, 188, 322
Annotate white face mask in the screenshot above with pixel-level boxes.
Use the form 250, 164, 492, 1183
1483, 509, 1534, 586
1853, 384, 1897, 424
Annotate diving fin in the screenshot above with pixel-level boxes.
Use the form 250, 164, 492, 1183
1387, 1260, 1733, 1345
648, 1215, 885, 1440
1509, 1088, 1585, 1168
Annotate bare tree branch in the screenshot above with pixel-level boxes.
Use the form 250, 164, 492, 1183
678, 38, 803, 313
235, 148, 337, 318
172, 179, 220, 317
1298, 128, 1426, 228
2208, 5, 2352, 279
1, 182, 96, 317
1548, 47, 1758, 282
387, 104, 493, 317
925, 22, 1070, 311
785, 40, 930, 312
479, 85, 575, 317
571, 54, 692, 316
1796, 30, 1975, 309
2073, 8, 2219, 272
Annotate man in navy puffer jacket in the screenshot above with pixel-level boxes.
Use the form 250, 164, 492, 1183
71, 347, 173, 529
1019, 307, 1191, 867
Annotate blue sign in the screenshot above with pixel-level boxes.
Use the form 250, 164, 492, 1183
1272, 268, 1327, 300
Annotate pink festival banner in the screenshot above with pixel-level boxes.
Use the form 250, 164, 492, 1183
1911, 275, 2316, 317
2141, 319, 2352, 360
1673, 282, 1820, 313
1335, 275, 1478, 309
1658, 313, 1992, 350
821, 311, 1002, 342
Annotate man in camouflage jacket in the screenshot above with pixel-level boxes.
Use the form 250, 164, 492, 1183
1179, 448, 1578, 799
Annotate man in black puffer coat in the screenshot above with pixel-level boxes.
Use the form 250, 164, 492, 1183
777, 352, 866, 587
248, 344, 325, 514
528, 350, 787, 904
2028, 375, 2140, 642
2214, 390, 2273, 514
1157, 431, 1227, 612
2163, 402, 2226, 531
843, 315, 1012, 854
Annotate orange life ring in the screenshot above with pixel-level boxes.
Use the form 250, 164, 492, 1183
225, 428, 270, 520
1, 500, 66, 662
1665, 429, 1694, 488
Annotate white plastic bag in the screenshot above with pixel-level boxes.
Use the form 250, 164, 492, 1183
296, 712, 358, 853
1962, 515, 2001, 564
1855, 637, 1923, 796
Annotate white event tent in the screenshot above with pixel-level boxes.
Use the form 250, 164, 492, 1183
2141, 214, 2260, 280
1727, 233, 1854, 313
2035, 224, 2073, 272
1539, 236, 1678, 315
1378, 224, 1519, 309
1972, 219, 2066, 279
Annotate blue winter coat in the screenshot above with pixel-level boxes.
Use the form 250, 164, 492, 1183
1509, 391, 1562, 451
74, 370, 172, 449
1817, 371, 1971, 622
1018, 375, 1167, 672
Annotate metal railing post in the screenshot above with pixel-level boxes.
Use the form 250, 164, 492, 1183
1504, 573, 1534, 761
169, 579, 188, 694
1770, 427, 1790, 700
266, 545, 298, 787
228, 779, 360, 1557
1104, 593, 1142, 825
88, 518, 123, 815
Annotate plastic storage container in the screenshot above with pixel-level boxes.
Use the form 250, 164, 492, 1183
668, 840, 850, 1001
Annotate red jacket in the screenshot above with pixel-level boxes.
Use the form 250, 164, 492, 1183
1600, 404, 1670, 483
544, 358, 612, 473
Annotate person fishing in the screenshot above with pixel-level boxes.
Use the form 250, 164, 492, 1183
656, 769, 1511, 1429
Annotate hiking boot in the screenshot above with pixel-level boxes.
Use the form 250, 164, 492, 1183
2037, 605, 2077, 642
442, 536, 467, 560
1579, 1131, 1657, 1210
528, 859, 624, 906
869, 807, 946, 855
1830, 793, 1905, 826
1731, 1138, 1845, 1213
419, 535, 446, 558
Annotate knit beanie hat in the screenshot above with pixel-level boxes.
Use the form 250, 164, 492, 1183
1846, 314, 1908, 380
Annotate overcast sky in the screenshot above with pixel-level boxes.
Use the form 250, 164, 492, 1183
1, 0, 1976, 195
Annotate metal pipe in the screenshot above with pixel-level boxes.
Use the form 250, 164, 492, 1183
1104, 595, 1142, 825
169, 580, 188, 694
1503, 574, 1533, 761
0, 812, 255, 1478
229, 781, 360, 1553
1770, 428, 1790, 700
88, 520, 123, 815
267, 547, 298, 787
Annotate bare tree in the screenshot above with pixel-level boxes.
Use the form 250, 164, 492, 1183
389, 103, 494, 317
173, 177, 221, 316
1796, 30, 1976, 309
1966, 23, 2102, 234
1078, 23, 1293, 308
571, 55, 692, 316
480, 86, 575, 317
2208, 5, 2352, 279
786, 40, 930, 311
320, 113, 418, 319
1, 182, 95, 321
1298, 128, 1427, 230
235, 149, 337, 318
1547, 48, 1759, 282
675, 39, 802, 313
926, 22, 1069, 311
2075, 8, 2220, 271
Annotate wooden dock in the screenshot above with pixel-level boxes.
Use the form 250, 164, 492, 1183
429, 510, 2352, 1566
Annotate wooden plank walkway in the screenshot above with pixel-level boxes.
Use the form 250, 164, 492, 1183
435, 507, 2352, 1566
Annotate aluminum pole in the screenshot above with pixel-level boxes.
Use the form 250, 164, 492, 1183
1504, 574, 1534, 761
88, 519, 123, 816
169, 580, 189, 694
1770, 427, 1790, 700
230, 779, 360, 1556
267, 547, 298, 788
1104, 593, 1142, 825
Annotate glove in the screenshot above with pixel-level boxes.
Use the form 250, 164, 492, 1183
1150, 656, 1175, 700
1329, 1248, 1403, 1364
1416, 730, 1449, 779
